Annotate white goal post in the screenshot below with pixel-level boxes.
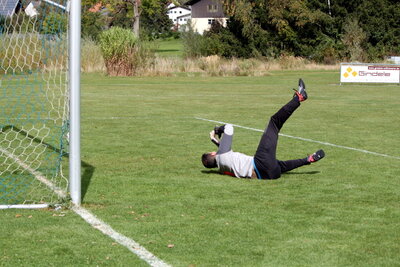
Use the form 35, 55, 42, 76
69, 0, 81, 206
0, 0, 81, 208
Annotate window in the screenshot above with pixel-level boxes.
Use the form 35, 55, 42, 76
207, 4, 218, 12
208, 19, 215, 25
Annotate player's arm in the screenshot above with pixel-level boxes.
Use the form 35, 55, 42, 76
216, 124, 233, 155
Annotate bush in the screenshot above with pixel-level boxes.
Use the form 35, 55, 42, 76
181, 24, 205, 58
99, 27, 155, 76
182, 21, 250, 59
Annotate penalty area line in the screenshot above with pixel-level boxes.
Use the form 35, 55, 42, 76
0, 148, 171, 267
195, 117, 400, 160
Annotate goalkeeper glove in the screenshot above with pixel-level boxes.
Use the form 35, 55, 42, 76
209, 130, 220, 147
213, 125, 225, 138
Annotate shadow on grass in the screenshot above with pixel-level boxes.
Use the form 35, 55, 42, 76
201, 169, 320, 177
201, 170, 223, 175
284, 171, 320, 175
0, 125, 94, 202
157, 49, 180, 53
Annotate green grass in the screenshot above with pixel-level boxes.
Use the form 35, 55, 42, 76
1, 71, 400, 266
155, 38, 184, 57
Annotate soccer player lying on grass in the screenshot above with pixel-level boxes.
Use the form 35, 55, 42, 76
201, 79, 325, 179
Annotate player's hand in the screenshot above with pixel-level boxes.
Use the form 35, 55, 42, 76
210, 130, 220, 147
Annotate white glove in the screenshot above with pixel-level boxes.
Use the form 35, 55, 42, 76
209, 130, 220, 147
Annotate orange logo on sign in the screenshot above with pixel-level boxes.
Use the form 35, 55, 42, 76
343, 67, 358, 78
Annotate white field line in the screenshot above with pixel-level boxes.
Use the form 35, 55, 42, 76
195, 117, 400, 160
0, 148, 171, 267
0, 204, 50, 209
71, 205, 171, 267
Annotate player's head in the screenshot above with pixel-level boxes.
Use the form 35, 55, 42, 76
201, 152, 217, 168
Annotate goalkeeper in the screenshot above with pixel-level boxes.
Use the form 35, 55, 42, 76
201, 79, 325, 179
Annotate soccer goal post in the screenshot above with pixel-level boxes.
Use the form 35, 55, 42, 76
0, 0, 81, 208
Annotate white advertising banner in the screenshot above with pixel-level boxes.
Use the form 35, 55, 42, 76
340, 63, 400, 84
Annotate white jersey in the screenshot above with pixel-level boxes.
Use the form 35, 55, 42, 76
216, 151, 254, 178
215, 124, 254, 178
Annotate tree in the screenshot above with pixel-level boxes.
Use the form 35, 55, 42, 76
81, 0, 108, 40
356, 0, 400, 58
140, 0, 173, 39
342, 17, 367, 61
105, 0, 172, 39
105, 0, 141, 37
220, 0, 331, 57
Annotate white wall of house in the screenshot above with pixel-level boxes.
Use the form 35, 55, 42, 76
190, 17, 227, 34
167, 3, 191, 30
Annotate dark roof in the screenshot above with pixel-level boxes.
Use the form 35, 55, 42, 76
168, 5, 191, 11
0, 0, 19, 17
185, 0, 201, 5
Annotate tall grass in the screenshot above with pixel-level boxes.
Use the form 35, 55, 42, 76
1, 33, 338, 77
80, 48, 339, 77
0, 33, 67, 74
81, 37, 105, 73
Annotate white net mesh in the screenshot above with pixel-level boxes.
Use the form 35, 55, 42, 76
0, 0, 69, 205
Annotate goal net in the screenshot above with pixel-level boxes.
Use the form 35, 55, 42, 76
0, 0, 70, 207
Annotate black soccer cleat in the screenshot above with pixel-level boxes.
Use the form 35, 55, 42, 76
308, 149, 325, 163
293, 78, 308, 102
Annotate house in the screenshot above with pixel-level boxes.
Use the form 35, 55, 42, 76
167, 3, 191, 31
0, 0, 66, 18
185, 0, 227, 34
0, 0, 21, 17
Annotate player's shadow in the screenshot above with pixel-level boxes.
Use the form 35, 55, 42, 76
284, 171, 320, 175
0, 125, 94, 202
201, 169, 320, 177
201, 170, 222, 175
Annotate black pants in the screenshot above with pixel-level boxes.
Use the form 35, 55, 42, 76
253, 97, 309, 179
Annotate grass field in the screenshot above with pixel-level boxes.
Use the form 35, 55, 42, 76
1, 70, 400, 266
155, 38, 184, 57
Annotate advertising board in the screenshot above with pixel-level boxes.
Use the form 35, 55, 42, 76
340, 63, 400, 84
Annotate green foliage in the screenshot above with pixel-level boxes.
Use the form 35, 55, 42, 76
209, 0, 400, 61
81, 11, 107, 41
182, 22, 252, 59
140, 0, 173, 39
104, 0, 173, 39
357, 0, 400, 60
181, 24, 206, 58
41, 12, 67, 35
0, 14, 36, 34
